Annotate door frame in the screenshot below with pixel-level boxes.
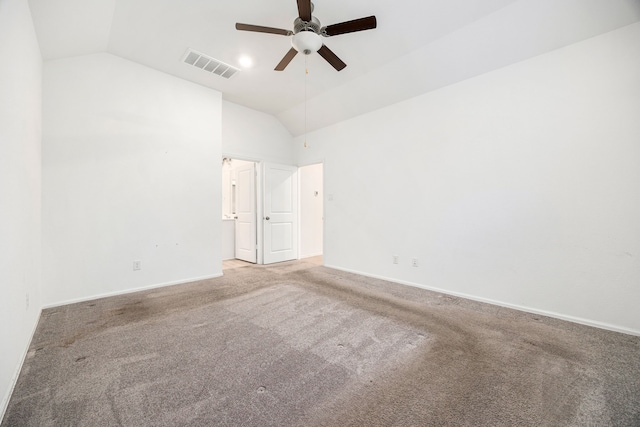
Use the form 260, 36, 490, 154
297, 158, 326, 264
297, 161, 324, 260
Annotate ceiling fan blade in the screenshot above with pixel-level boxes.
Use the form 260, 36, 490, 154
297, 0, 312, 21
323, 16, 377, 37
236, 23, 292, 36
275, 48, 298, 71
317, 44, 346, 71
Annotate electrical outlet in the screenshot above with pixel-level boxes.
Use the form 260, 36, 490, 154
412, 258, 419, 267
393, 255, 399, 264
133, 260, 141, 271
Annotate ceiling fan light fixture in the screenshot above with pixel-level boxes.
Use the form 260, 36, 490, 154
292, 31, 322, 55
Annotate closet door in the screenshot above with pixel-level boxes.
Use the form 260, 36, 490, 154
263, 163, 298, 264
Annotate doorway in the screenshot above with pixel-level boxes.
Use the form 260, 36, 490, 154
222, 158, 301, 266
299, 163, 323, 261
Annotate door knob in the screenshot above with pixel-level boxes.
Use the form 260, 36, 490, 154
265, 216, 270, 221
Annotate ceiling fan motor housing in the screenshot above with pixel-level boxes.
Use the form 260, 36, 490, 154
293, 17, 321, 34
292, 17, 322, 54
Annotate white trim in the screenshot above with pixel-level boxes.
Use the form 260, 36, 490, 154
324, 264, 640, 337
1, 308, 42, 424
43, 273, 223, 309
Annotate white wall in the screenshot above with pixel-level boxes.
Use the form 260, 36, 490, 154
42, 53, 222, 306
296, 23, 640, 335
0, 0, 43, 418
222, 100, 293, 164
299, 163, 323, 258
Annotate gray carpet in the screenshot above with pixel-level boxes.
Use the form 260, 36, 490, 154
3, 260, 640, 426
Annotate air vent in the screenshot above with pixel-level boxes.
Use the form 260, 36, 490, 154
182, 49, 240, 80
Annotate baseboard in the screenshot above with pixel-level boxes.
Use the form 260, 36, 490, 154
43, 273, 224, 309
1, 307, 42, 424
324, 264, 640, 337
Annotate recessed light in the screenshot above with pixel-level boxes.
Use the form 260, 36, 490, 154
238, 55, 253, 68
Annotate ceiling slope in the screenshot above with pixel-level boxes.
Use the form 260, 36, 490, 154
279, 0, 640, 135
27, 0, 640, 135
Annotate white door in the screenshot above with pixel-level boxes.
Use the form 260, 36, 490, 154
235, 162, 257, 263
263, 163, 298, 264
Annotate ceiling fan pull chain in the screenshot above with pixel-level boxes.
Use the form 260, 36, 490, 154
304, 55, 308, 148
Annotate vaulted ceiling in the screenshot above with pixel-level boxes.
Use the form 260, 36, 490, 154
28, 0, 640, 136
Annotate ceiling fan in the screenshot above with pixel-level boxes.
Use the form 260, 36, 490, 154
235, 0, 377, 71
